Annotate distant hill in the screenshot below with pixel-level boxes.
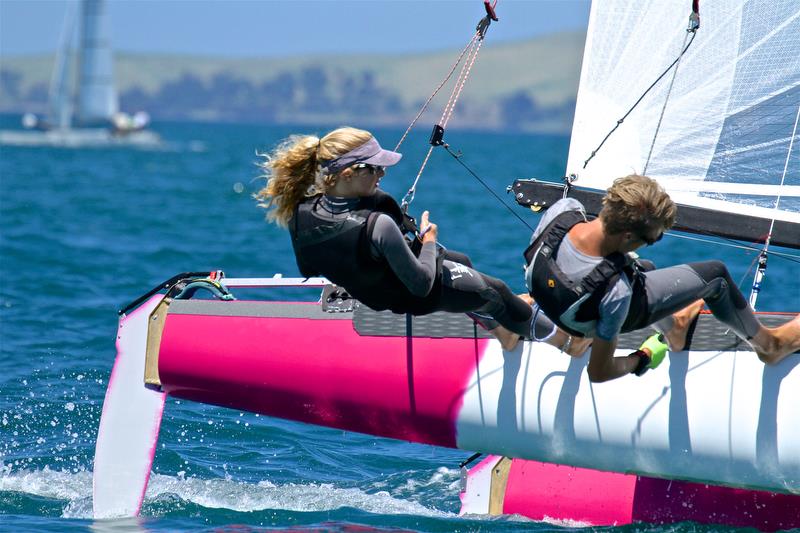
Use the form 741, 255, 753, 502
0, 31, 584, 133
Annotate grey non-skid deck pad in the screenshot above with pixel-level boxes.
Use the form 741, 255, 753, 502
353, 305, 493, 340
353, 307, 795, 352
168, 299, 353, 320
168, 298, 794, 352
616, 313, 794, 352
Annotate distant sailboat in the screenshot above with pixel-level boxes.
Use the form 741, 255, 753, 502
0, 0, 160, 147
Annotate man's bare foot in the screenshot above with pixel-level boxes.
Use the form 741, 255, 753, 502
664, 299, 704, 351
754, 314, 800, 365
517, 293, 534, 306
491, 325, 522, 351
547, 328, 592, 357
565, 335, 593, 357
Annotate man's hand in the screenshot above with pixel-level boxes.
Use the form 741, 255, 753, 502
587, 336, 643, 382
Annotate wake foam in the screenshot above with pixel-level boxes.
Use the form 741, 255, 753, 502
0, 465, 455, 519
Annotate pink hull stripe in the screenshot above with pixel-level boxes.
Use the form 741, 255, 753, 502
159, 311, 490, 447
502, 459, 800, 529
503, 460, 636, 524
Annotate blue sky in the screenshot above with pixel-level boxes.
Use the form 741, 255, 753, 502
1, 0, 590, 58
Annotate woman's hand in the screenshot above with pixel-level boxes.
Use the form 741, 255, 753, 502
419, 210, 438, 244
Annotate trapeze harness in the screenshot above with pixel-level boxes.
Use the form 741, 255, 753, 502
524, 210, 649, 338
289, 190, 443, 315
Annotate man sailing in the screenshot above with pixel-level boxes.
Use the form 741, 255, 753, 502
525, 174, 800, 383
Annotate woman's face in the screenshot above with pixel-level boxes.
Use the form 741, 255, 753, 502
351, 164, 386, 196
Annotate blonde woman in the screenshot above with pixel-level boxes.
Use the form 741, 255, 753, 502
257, 126, 587, 353
525, 174, 800, 382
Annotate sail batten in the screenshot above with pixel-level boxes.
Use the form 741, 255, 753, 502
567, 0, 800, 230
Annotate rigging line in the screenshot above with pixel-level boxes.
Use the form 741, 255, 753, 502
766, 104, 800, 245
402, 145, 437, 209
582, 30, 697, 170
393, 34, 478, 152
441, 38, 485, 129
749, 103, 800, 309
402, 37, 484, 205
663, 231, 800, 264
736, 252, 761, 292
401, 21, 490, 209
755, 249, 800, 264
441, 144, 535, 232
439, 40, 479, 128
643, 28, 691, 175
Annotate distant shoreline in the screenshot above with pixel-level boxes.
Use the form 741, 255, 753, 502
0, 32, 584, 134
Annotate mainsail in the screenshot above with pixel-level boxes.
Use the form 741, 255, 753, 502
75, 0, 118, 126
566, 0, 800, 225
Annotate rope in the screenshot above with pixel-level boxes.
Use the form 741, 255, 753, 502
662, 231, 800, 264
737, 252, 761, 292
643, 28, 692, 174
441, 37, 485, 129
393, 35, 479, 153
401, 36, 485, 208
442, 144, 535, 231
748, 103, 800, 309
400, 6, 495, 210
765, 104, 799, 249
583, 18, 698, 170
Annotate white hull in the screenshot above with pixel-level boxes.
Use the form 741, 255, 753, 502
0, 128, 161, 148
456, 340, 800, 494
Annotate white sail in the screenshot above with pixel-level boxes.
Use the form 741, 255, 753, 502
566, 0, 800, 225
47, 2, 77, 129
76, 0, 118, 126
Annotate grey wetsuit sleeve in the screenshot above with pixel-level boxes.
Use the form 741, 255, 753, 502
595, 277, 632, 340
370, 214, 437, 297
530, 198, 586, 243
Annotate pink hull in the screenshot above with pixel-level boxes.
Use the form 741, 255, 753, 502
499, 458, 800, 529
159, 303, 488, 447
158, 299, 800, 529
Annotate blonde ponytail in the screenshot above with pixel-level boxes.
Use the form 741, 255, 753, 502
256, 126, 374, 226
255, 135, 321, 227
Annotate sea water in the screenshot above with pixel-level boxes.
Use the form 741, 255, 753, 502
1, 117, 798, 532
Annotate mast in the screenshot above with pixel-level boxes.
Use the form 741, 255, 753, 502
47, 2, 77, 129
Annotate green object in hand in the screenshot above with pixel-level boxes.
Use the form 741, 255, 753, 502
640, 333, 669, 369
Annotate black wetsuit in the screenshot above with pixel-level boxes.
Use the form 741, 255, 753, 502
292, 194, 554, 339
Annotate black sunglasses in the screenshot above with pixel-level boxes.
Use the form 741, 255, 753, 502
639, 230, 664, 246
352, 163, 385, 175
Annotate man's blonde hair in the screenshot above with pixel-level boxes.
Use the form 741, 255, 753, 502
600, 174, 676, 236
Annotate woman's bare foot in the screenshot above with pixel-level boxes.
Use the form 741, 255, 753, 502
664, 300, 704, 351
491, 325, 522, 351
753, 314, 800, 365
